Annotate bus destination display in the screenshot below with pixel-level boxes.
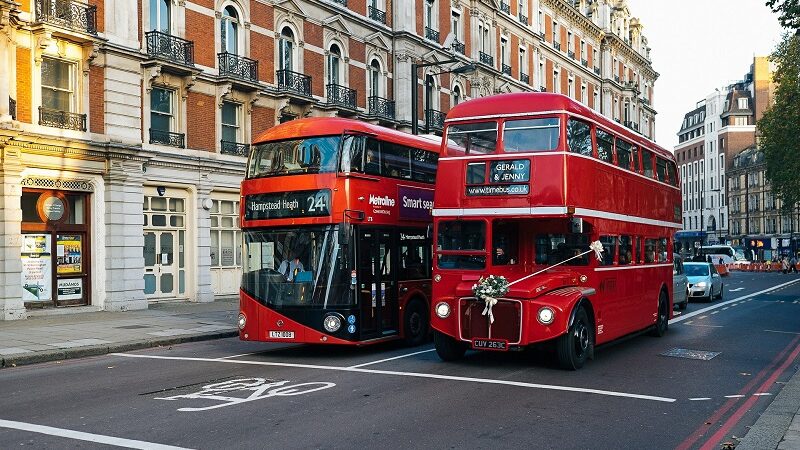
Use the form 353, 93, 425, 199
245, 189, 331, 220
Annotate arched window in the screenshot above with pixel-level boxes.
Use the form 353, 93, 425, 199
149, 0, 170, 32
425, 74, 436, 110
328, 44, 342, 85
221, 6, 239, 55
452, 85, 461, 106
279, 27, 294, 72
369, 59, 381, 98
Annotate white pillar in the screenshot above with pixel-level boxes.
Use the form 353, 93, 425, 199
194, 178, 213, 303
0, 144, 25, 320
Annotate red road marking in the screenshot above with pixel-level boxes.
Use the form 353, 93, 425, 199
675, 335, 800, 450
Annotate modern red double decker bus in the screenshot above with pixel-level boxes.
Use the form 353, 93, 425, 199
238, 117, 441, 346
430, 92, 682, 369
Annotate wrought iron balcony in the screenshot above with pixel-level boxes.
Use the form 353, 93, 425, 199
326, 83, 357, 109
593, 66, 601, 75
425, 27, 440, 43
521, 73, 529, 84
218, 52, 258, 83
500, 2, 510, 14
479, 51, 494, 67
331, 0, 347, 5
453, 40, 465, 55
368, 6, 386, 24
502, 64, 512, 75
149, 129, 185, 148
553, 42, 561, 51
518, 13, 528, 25
568, 50, 575, 59
539, 86, 547, 92
145, 31, 195, 66
38, 107, 86, 131
276, 69, 312, 97
614, 75, 620, 83
35, 0, 97, 35
426, 109, 446, 131
581, 58, 588, 67
368, 96, 395, 120
9, 97, 16, 120
640, 96, 650, 106
221, 140, 250, 156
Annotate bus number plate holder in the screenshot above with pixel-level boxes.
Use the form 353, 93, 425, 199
471, 338, 508, 351
269, 331, 295, 339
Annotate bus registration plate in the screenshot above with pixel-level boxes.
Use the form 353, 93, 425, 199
471, 338, 508, 351
269, 331, 295, 339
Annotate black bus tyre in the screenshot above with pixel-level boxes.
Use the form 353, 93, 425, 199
434, 331, 467, 361
403, 299, 429, 346
556, 306, 593, 370
649, 291, 669, 337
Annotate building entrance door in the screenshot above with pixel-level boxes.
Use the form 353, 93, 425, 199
143, 191, 187, 300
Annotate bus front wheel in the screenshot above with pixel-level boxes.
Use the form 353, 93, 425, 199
434, 331, 467, 361
649, 291, 669, 337
556, 306, 593, 370
403, 299, 429, 346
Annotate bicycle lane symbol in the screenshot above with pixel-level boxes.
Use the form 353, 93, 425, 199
154, 378, 336, 412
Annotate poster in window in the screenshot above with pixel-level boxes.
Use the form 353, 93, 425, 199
21, 234, 52, 302
57, 234, 82, 274
57, 278, 83, 301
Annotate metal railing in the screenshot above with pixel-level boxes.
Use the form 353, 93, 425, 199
614, 74, 620, 83
479, 51, 494, 66
568, 50, 575, 59
9, 97, 16, 120
518, 13, 528, 25
502, 64, 512, 75
640, 97, 650, 106
426, 109, 446, 131
539, 85, 547, 92
520, 73, 529, 84
581, 58, 588, 67
218, 52, 258, 82
554, 42, 561, 51
368, 6, 386, 24
276, 69, 312, 96
368, 96, 395, 120
145, 31, 195, 66
500, 2, 510, 14
149, 129, 185, 147
38, 107, 86, 131
453, 40, 465, 55
331, 0, 347, 5
425, 26, 440, 43
221, 140, 250, 156
593, 66, 601, 75
326, 83, 357, 109
35, 0, 97, 35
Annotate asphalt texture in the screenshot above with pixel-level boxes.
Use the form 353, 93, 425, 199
0, 274, 798, 449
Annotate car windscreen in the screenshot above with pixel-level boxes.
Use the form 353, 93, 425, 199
684, 264, 710, 277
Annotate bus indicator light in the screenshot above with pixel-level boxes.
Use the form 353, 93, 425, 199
348, 325, 356, 334
347, 315, 356, 324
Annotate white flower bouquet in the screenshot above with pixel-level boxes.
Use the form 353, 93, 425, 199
472, 275, 510, 300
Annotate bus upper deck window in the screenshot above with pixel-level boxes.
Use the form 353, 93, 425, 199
503, 117, 560, 152
595, 128, 613, 163
567, 119, 592, 156
446, 122, 498, 154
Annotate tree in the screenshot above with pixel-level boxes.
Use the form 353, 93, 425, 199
758, 33, 800, 211
766, 0, 800, 32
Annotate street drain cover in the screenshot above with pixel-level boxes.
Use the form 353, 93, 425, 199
661, 348, 721, 360
114, 325, 153, 329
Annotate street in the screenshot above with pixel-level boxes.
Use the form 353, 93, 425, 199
1, 272, 798, 449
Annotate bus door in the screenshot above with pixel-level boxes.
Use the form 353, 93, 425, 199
357, 228, 399, 339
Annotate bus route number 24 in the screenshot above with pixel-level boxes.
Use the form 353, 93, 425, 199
306, 191, 329, 214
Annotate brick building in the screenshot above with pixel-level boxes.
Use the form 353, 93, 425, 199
0, 0, 657, 319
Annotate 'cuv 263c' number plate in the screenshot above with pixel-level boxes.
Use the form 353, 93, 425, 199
471, 338, 508, 351
269, 331, 295, 339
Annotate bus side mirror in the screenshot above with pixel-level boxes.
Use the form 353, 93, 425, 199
570, 218, 583, 233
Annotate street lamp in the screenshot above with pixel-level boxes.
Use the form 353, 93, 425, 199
411, 59, 476, 135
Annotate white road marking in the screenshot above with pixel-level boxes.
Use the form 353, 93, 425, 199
725, 395, 746, 398
689, 397, 711, 401
765, 330, 800, 335
698, 316, 708, 320
753, 393, 773, 396
684, 321, 693, 325
348, 349, 435, 368
710, 311, 719, 315
0, 419, 191, 449
684, 324, 723, 328
110, 353, 676, 403
722, 307, 730, 310
671, 279, 800, 324
216, 352, 263, 360
730, 288, 744, 292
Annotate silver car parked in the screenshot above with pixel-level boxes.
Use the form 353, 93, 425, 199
673, 256, 689, 310
684, 262, 724, 302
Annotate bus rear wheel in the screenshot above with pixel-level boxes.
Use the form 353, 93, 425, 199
434, 331, 467, 361
403, 299, 429, 346
556, 306, 593, 370
649, 291, 669, 337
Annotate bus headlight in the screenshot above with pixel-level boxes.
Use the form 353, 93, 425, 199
323, 314, 342, 333
537, 307, 555, 325
435, 301, 451, 318
434, 274, 441, 282
237, 313, 246, 330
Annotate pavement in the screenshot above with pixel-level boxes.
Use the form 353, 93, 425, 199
0, 296, 798, 449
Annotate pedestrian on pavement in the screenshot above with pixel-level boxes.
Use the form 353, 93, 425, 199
781, 256, 789, 274
790, 255, 798, 274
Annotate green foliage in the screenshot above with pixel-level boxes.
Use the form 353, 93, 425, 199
758, 33, 800, 211
766, 0, 800, 30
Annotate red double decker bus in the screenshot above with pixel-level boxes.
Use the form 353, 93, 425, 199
430, 93, 682, 369
238, 117, 441, 346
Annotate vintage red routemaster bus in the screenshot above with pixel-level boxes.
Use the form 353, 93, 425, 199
238, 117, 441, 346
430, 92, 682, 369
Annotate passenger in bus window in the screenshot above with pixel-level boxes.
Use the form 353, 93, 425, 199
494, 247, 515, 265
364, 149, 381, 175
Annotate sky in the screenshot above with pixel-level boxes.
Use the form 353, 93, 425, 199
625, 0, 786, 150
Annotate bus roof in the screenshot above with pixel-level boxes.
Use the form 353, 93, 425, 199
445, 92, 673, 161
252, 117, 441, 151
